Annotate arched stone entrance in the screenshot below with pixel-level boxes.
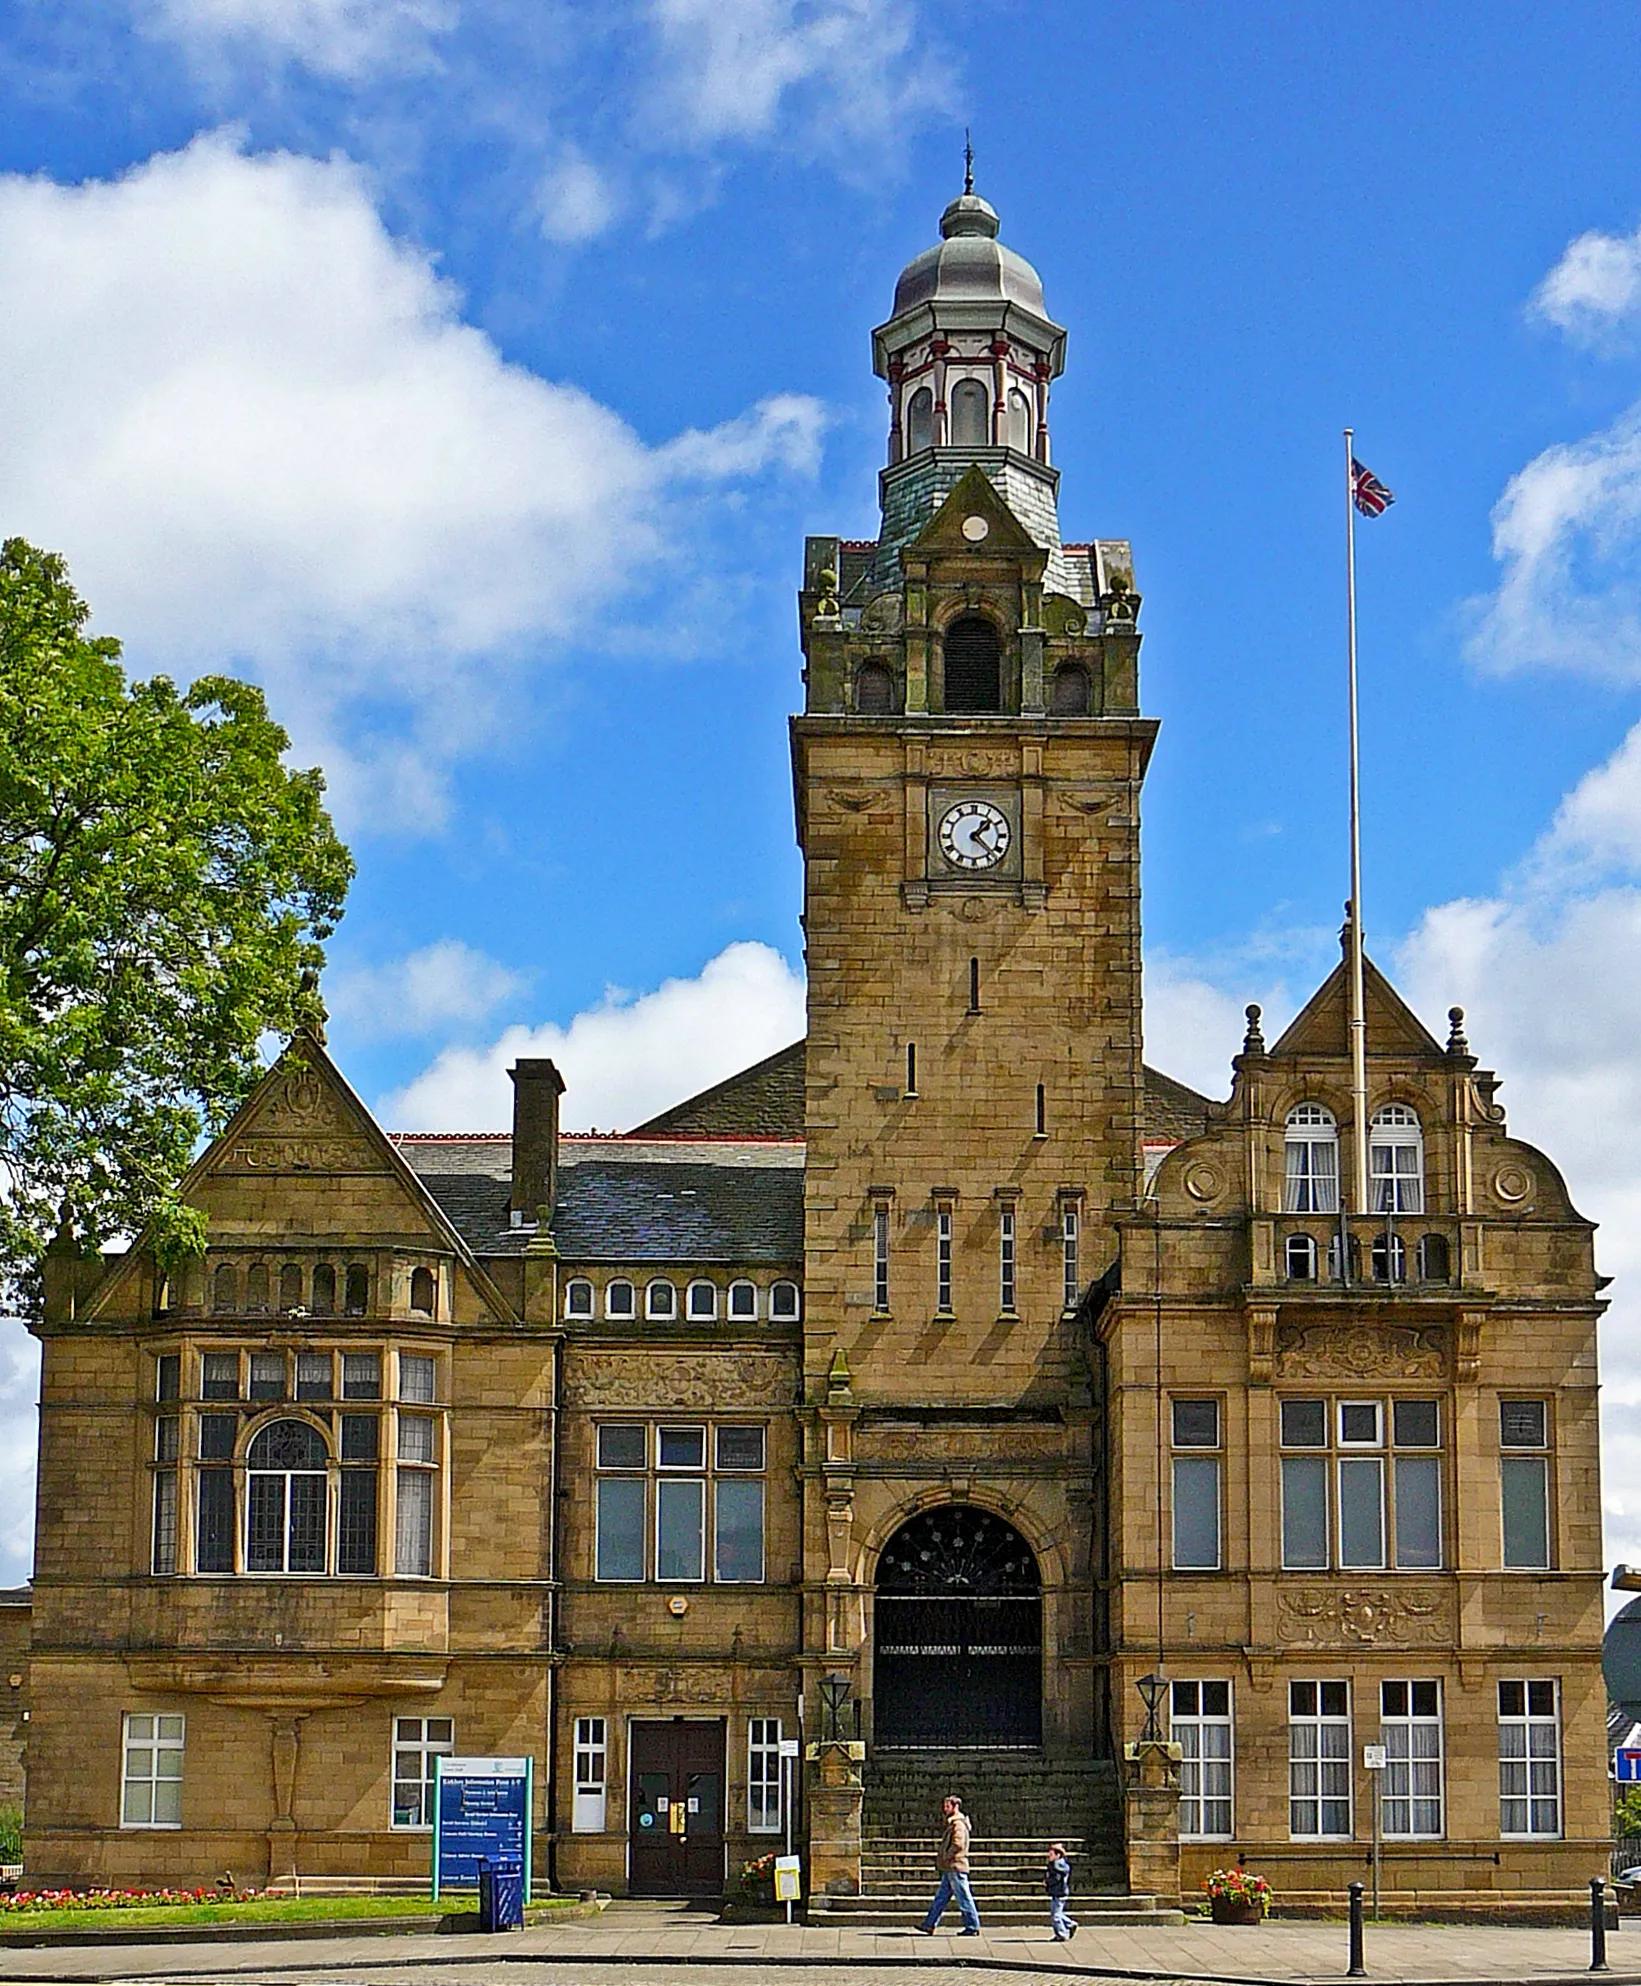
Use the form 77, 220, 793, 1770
873, 1506, 1042, 1749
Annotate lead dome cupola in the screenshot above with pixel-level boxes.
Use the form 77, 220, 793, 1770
890, 192, 1049, 318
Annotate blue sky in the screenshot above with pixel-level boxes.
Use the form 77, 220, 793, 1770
8, 0, 1641, 1583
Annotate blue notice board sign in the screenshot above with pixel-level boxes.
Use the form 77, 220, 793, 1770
1617, 1749, 1641, 1782
431, 1756, 533, 1898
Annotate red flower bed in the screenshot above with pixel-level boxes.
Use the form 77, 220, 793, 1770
1, 1886, 257, 1913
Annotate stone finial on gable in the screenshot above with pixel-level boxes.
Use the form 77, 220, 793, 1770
1242, 1003, 1266, 1056
1446, 1006, 1470, 1057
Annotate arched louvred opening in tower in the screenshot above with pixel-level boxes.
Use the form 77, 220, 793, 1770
950, 378, 989, 446
855, 662, 895, 713
1049, 662, 1091, 715
943, 614, 1002, 713
874, 1504, 1041, 1748
906, 386, 933, 453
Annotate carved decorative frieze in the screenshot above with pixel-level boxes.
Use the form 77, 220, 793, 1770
221, 1137, 379, 1174
1275, 1322, 1448, 1381
928, 748, 1018, 780
860, 1424, 1063, 1462
563, 1352, 795, 1410
1277, 1586, 1452, 1648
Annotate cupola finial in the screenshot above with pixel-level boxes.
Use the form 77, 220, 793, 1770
964, 128, 974, 196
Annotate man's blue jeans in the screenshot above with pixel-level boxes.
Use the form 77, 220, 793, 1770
923, 1869, 981, 1932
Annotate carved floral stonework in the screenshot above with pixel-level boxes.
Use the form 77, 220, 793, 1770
1275, 1322, 1448, 1381
861, 1425, 1063, 1462
617, 1666, 737, 1705
221, 1137, 380, 1174
929, 748, 1018, 780
563, 1352, 796, 1410
1277, 1586, 1452, 1648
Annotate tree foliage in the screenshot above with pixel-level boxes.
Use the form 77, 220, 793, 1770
0, 538, 353, 1307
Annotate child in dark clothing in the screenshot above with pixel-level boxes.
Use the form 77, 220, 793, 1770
1045, 1842, 1076, 1941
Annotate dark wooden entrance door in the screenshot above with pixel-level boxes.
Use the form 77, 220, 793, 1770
628, 1720, 726, 1896
874, 1506, 1042, 1748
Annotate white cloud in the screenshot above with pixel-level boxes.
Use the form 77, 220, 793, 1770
646, 0, 953, 164
327, 939, 526, 1040
142, 0, 456, 79
0, 134, 825, 831
0, 1320, 40, 1588
1465, 399, 1641, 681
382, 939, 805, 1131
537, 148, 621, 245
1531, 222, 1641, 344
1142, 960, 1257, 1102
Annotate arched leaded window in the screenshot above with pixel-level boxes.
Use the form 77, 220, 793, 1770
855, 662, 895, 713
944, 614, 1002, 713
212, 1263, 238, 1314
906, 386, 934, 453
246, 1419, 328, 1573
1283, 1105, 1339, 1214
1370, 1104, 1424, 1213
1049, 663, 1091, 715
1007, 387, 1032, 452
950, 378, 989, 446
646, 1279, 676, 1321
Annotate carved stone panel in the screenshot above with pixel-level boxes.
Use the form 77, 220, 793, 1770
563, 1352, 795, 1410
1276, 1586, 1453, 1648
1274, 1323, 1448, 1381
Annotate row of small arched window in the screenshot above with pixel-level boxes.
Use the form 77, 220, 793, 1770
208, 1262, 437, 1318
853, 627, 1091, 719
1284, 1102, 1425, 1215
1285, 1229, 1450, 1284
904, 380, 1033, 454
565, 1277, 801, 1323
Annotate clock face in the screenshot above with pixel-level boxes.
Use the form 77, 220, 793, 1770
938, 799, 1012, 871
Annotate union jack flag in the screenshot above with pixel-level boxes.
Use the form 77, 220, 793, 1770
1351, 458, 1395, 517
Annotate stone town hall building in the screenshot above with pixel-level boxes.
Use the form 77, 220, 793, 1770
13, 187, 1611, 1914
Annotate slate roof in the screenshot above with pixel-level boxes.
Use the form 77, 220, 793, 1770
391, 1047, 1213, 1262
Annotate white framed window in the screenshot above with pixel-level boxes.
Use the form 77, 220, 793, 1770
1370, 1103, 1424, 1214
565, 1279, 594, 1319
748, 1717, 783, 1832
396, 1414, 437, 1576
1289, 1680, 1351, 1838
1286, 1231, 1318, 1280
1280, 1396, 1442, 1571
998, 1209, 1016, 1313
1501, 1399, 1551, 1569
1380, 1680, 1443, 1838
687, 1280, 718, 1320
1171, 1398, 1222, 1570
729, 1280, 758, 1321
392, 1715, 453, 1828
874, 1207, 890, 1312
606, 1279, 636, 1319
1061, 1204, 1080, 1312
769, 1280, 801, 1321
1499, 1679, 1561, 1836
646, 1279, 676, 1320
1284, 1104, 1339, 1214
122, 1713, 184, 1827
1171, 1681, 1232, 1839
246, 1419, 329, 1573
573, 1716, 608, 1833
936, 1207, 953, 1312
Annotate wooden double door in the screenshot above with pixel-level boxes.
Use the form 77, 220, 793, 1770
628, 1719, 726, 1896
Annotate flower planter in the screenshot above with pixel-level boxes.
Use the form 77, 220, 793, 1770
1209, 1896, 1265, 1926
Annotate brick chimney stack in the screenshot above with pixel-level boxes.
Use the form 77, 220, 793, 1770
509, 1058, 566, 1227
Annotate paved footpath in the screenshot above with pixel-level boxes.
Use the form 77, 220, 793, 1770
0, 1903, 1636, 1986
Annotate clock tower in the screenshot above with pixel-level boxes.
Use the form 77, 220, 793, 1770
793, 185, 1156, 1776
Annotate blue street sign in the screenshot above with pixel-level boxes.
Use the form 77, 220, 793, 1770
431, 1756, 533, 1899
1615, 1748, 1641, 1782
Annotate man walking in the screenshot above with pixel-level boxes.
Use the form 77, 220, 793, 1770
918, 1794, 981, 1936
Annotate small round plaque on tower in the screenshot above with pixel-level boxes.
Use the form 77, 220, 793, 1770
961, 514, 990, 542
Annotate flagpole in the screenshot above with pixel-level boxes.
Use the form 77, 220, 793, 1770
1344, 429, 1370, 1218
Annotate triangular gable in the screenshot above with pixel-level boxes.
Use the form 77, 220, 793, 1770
911, 462, 1042, 559
1270, 955, 1444, 1061
84, 1031, 518, 1323
630, 1040, 806, 1138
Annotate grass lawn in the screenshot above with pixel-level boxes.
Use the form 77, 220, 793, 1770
1, 1893, 587, 1934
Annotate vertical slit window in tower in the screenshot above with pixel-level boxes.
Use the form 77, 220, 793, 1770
943, 615, 1002, 713
1062, 1206, 1079, 1311
905, 1041, 917, 1095
999, 1208, 1016, 1312
936, 1209, 953, 1312
969, 957, 980, 1011
1036, 1083, 1047, 1136
874, 1207, 890, 1312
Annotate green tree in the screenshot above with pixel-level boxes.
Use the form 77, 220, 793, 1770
0, 538, 352, 1306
